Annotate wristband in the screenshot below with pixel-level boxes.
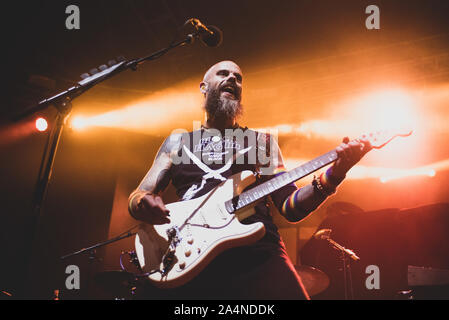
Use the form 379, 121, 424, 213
325, 167, 345, 186
128, 191, 152, 218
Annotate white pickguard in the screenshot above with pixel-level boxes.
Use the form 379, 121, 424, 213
135, 170, 265, 288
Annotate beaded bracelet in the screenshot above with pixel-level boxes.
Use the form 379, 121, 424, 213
312, 173, 336, 197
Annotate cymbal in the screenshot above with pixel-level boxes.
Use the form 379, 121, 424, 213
294, 265, 330, 297
94, 270, 137, 295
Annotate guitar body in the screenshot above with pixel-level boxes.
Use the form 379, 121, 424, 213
135, 170, 266, 289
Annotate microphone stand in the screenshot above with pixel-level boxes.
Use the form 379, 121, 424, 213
14, 30, 204, 297
325, 238, 359, 300
340, 246, 353, 300
60, 231, 137, 261
315, 229, 359, 300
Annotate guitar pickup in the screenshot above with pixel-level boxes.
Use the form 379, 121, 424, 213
166, 226, 181, 246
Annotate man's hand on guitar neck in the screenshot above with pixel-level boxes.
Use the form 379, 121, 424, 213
331, 136, 372, 179
129, 191, 171, 225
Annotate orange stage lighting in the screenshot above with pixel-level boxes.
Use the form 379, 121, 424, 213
284, 158, 446, 184
258, 88, 419, 140
352, 89, 418, 133
71, 116, 89, 131
69, 83, 203, 134
0, 118, 42, 146
380, 168, 435, 183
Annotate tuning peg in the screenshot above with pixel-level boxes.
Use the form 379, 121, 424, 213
108, 59, 117, 67
116, 56, 126, 62
80, 73, 90, 79
98, 64, 108, 71
89, 68, 99, 75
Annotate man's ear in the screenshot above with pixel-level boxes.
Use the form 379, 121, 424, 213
200, 82, 208, 95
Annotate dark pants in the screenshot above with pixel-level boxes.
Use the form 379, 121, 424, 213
141, 242, 309, 300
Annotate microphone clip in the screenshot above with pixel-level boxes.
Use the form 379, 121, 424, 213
184, 18, 223, 47
187, 18, 213, 35
314, 229, 360, 261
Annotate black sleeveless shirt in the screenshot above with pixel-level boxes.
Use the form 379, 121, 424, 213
167, 126, 297, 246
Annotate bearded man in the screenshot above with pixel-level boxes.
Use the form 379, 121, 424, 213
128, 61, 371, 299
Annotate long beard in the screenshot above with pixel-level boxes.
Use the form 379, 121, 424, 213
204, 89, 242, 123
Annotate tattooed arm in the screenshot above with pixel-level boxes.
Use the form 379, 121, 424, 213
128, 133, 182, 225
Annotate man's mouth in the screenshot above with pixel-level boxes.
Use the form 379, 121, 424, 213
220, 84, 239, 99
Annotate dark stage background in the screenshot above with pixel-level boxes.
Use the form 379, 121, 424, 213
1, 0, 449, 299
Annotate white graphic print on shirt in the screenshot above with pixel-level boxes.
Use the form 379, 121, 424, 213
182, 143, 253, 201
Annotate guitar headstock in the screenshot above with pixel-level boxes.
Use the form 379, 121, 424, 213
360, 129, 413, 149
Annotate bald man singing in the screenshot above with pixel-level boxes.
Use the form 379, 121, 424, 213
128, 61, 371, 300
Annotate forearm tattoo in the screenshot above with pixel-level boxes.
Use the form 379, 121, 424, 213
137, 133, 183, 194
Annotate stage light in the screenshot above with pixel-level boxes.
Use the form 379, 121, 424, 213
69, 82, 203, 134
357, 89, 417, 133
379, 168, 436, 183
35, 117, 48, 132
258, 88, 418, 140
71, 116, 89, 131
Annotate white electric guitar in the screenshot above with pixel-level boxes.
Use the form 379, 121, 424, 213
135, 130, 412, 288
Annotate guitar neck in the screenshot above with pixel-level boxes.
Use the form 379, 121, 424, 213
225, 149, 338, 213
223, 129, 413, 214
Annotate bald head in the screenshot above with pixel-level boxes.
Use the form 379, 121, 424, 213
202, 60, 242, 83
200, 60, 243, 125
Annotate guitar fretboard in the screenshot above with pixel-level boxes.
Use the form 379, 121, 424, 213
224, 149, 338, 213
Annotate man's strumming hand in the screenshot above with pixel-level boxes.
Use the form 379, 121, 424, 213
131, 192, 171, 225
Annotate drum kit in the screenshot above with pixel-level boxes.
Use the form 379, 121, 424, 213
294, 265, 330, 297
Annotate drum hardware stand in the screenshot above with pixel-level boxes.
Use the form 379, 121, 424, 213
118, 250, 144, 297
11, 24, 216, 297
120, 250, 142, 273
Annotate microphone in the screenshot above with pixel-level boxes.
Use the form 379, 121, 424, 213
314, 228, 360, 261
186, 18, 223, 47
314, 228, 332, 240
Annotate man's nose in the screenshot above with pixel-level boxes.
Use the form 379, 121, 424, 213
226, 75, 237, 83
